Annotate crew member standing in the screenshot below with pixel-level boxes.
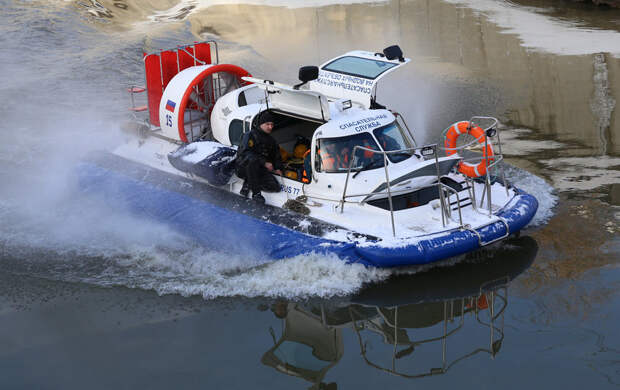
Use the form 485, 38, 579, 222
235, 111, 283, 203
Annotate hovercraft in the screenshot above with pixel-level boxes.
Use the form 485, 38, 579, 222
80, 41, 538, 268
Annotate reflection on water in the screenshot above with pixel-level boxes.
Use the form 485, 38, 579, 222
263, 302, 343, 389
508, 0, 620, 31
262, 237, 537, 387
519, 198, 620, 322
351, 292, 505, 379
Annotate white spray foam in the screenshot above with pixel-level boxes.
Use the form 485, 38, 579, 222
1, 176, 392, 300
75, 250, 391, 300
504, 164, 557, 227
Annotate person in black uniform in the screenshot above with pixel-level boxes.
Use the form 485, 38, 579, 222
235, 110, 283, 203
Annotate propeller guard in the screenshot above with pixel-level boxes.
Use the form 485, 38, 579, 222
159, 64, 252, 143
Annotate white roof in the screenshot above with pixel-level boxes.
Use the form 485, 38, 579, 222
317, 108, 395, 138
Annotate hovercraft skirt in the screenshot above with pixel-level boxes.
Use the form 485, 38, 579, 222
78, 154, 538, 268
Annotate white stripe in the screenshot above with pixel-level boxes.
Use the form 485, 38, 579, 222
474, 164, 481, 177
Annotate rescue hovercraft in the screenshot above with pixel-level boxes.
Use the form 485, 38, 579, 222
80, 41, 538, 267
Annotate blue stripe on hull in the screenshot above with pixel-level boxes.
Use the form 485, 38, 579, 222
354, 192, 538, 267
78, 161, 538, 268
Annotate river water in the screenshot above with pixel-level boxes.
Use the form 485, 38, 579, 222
0, 0, 618, 388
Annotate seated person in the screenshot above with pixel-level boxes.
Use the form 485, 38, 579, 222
375, 133, 400, 151
293, 136, 311, 159
235, 111, 283, 203
319, 142, 341, 171
279, 146, 290, 163
281, 138, 310, 181
302, 149, 311, 183
320, 141, 357, 171
354, 139, 381, 167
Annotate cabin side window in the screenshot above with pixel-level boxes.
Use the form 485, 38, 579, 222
238, 86, 265, 107
228, 119, 250, 146
367, 177, 463, 211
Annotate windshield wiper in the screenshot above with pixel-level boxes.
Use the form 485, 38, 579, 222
352, 159, 382, 178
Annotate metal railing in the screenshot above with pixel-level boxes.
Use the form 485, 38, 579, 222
440, 116, 509, 217
333, 116, 511, 240
339, 144, 466, 237
393, 112, 417, 147
130, 40, 221, 135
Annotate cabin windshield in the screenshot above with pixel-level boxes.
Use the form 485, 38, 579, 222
317, 133, 384, 173
373, 122, 414, 163
323, 56, 398, 80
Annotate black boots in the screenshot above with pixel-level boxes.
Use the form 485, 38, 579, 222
252, 192, 265, 204
241, 181, 265, 204
240, 181, 249, 198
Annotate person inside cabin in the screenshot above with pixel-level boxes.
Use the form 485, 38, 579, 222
375, 132, 400, 152
319, 141, 341, 171
235, 110, 283, 204
355, 138, 381, 168
302, 149, 312, 183
320, 141, 354, 172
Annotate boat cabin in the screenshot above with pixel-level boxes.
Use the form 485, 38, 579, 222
209, 45, 419, 186
138, 43, 461, 216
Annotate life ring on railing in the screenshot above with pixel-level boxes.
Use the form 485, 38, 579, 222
444, 121, 494, 177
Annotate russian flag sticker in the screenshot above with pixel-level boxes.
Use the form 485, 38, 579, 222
165, 99, 176, 112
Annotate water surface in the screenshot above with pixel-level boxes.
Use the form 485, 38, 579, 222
0, 0, 618, 388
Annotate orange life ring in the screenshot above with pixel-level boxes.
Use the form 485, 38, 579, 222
444, 121, 494, 177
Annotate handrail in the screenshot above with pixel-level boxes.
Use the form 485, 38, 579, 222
438, 116, 510, 217
242, 115, 252, 134
135, 40, 220, 132
393, 112, 417, 147
143, 40, 220, 65
342, 182, 439, 200
178, 47, 207, 65
439, 183, 463, 227
340, 143, 449, 237
324, 115, 509, 238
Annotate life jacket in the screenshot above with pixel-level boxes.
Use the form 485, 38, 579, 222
362, 140, 377, 159
319, 148, 337, 170
279, 146, 290, 162
338, 151, 350, 168
301, 149, 311, 183
293, 143, 308, 159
